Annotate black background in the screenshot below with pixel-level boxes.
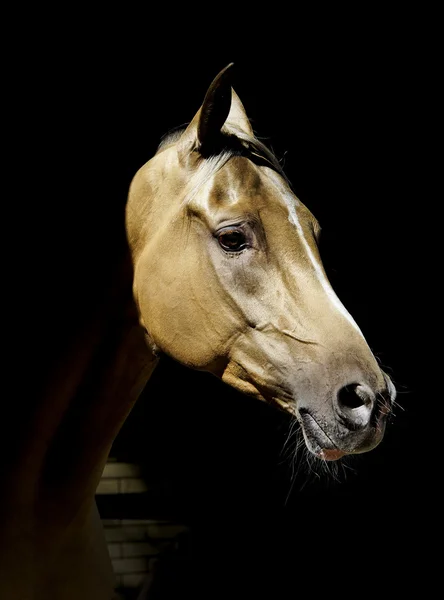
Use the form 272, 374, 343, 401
14, 11, 439, 598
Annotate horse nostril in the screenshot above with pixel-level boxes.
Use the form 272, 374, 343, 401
335, 383, 375, 430
337, 383, 373, 409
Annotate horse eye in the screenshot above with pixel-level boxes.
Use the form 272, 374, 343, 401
217, 229, 247, 252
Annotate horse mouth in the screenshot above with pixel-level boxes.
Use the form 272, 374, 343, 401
298, 410, 346, 461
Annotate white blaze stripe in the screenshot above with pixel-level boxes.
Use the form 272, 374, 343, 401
267, 171, 364, 337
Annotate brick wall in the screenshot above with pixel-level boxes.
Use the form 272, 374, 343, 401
97, 460, 189, 596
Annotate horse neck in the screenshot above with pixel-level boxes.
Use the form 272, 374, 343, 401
1, 250, 158, 599
4, 250, 158, 521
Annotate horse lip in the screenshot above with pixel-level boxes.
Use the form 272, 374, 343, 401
298, 410, 345, 460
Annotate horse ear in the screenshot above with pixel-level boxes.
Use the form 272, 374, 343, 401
197, 62, 234, 148
178, 63, 245, 158
226, 89, 254, 136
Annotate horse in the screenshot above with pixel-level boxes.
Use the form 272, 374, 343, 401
0, 63, 396, 600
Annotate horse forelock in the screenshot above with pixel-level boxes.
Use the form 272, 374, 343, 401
155, 125, 290, 208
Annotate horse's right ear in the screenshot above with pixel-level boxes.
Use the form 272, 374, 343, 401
177, 63, 254, 161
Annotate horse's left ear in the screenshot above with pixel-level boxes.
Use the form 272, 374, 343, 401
178, 63, 254, 159
197, 62, 234, 150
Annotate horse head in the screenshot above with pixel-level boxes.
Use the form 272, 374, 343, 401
126, 64, 396, 461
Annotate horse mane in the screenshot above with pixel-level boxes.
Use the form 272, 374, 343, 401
157, 125, 289, 181
156, 125, 188, 152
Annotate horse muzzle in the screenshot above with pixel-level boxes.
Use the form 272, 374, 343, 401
297, 377, 395, 461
